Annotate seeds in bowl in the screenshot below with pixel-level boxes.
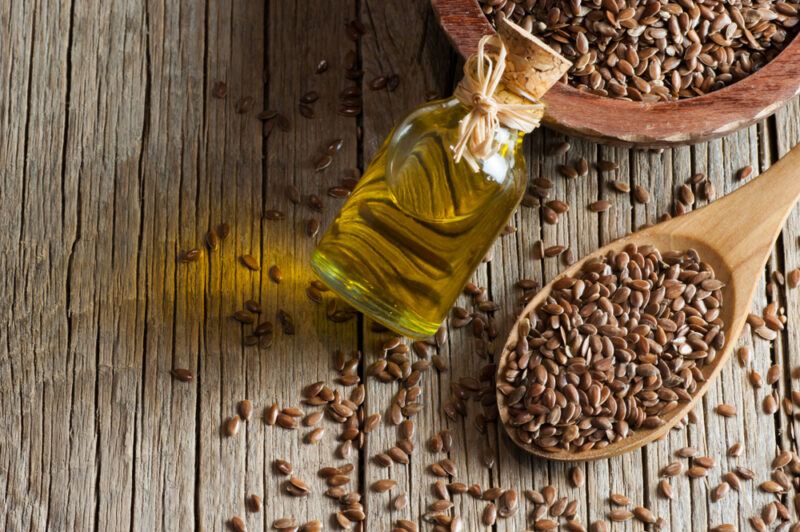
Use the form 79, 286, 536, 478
481, 0, 798, 101
498, 243, 726, 452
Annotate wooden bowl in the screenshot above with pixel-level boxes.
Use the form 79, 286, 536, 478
431, 0, 800, 147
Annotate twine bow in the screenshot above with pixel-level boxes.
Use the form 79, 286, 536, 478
452, 34, 545, 170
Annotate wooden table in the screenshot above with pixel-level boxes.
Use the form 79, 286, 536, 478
2, 1, 799, 530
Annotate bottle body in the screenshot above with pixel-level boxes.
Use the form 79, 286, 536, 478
311, 97, 527, 338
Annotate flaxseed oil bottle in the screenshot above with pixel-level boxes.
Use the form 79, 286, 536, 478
312, 19, 571, 338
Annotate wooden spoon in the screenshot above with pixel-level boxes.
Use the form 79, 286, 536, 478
497, 144, 800, 461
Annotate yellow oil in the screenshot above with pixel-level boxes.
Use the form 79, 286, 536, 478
311, 97, 527, 338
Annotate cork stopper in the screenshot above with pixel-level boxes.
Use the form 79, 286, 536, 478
495, 17, 572, 99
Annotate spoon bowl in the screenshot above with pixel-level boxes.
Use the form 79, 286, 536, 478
497, 144, 800, 461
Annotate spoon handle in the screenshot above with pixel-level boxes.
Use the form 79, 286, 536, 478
656, 143, 800, 281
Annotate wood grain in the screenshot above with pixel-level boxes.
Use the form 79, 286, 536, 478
430, 0, 800, 148
0, 1, 799, 531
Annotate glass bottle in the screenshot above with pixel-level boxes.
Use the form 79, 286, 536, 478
311, 19, 570, 338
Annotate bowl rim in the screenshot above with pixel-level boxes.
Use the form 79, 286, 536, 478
432, 0, 800, 147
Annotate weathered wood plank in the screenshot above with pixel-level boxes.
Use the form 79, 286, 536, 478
192, 2, 268, 530
359, 2, 465, 530
0, 0, 85, 530
2, 0, 800, 529
243, 2, 361, 531
773, 98, 800, 524
126, 0, 211, 529
491, 128, 548, 532
68, 1, 150, 531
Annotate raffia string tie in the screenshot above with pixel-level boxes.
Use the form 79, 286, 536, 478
452, 34, 545, 170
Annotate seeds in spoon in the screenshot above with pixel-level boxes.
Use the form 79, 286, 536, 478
499, 245, 725, 453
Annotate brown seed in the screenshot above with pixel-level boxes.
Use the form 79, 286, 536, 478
559, 164, 579, 179
238, 400, 253, 421
387, 447, 409, 465
305, 219, 320, 238
767, 364, 782, 385
272, 518, 297, 531
274, 459, 292, 475
658, 479, 672, 499
264, 403, 279, 425
679, 184, 695, 206
570, 466, 585, 488
633, 507, 656, 524
633, 185, 650, 203
244, 300, 261, 314
676, 447, 698, 458
788, 268, 800, 288
325, 475, 350, 487
762, 502, 777, 525
773, 450, 793, 469
687, 466, 708, 478
246, 493, 261, 512
180, 248, 201, 263
760, 480, 785, 493
393, 492, 408, 510
224, 416, 241, 437
715, 403, 736, 417
205, 229, 219, 251
276, 413, 297, 429
544, 245, 566, 257
608, 509, 633, 522
298, 520, 322, 532
268, 265, 282, 283
304, 427, 325, 444
609, 493, 630, 506
315, 59, 328, 74
265, 209, 285, 221
534, 520, 559, 531
550, 141, 570, 156
240, 254, 260, 271
395, 519, 416, 531
300, 90, 319, 104
372, 479, 397, 493
722, 471, 741, 491
610, 180, 630, 193
576, 158, 589, 176
482, 503, 497, 526
737, 346, 752, 366
482, 486, 503, 501
228, 516, 246, 532
711, 482, 729, 502
728, 442, 743, 457
171, 368, 194, 382
749, 517, 766, 532
660, 461, 683, 477
233, 311, 253, 325
764, 394, 778, 415
735, 466, 756, 480
597, 160, 619, 172
288, 476, 310, 495
549, 496, 568, 517
216, 222, 230, 240
738, 166, 753, 181
588, 200, 612, 212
